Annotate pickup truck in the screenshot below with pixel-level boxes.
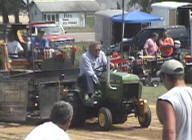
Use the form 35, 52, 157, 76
31, 22, 75, 48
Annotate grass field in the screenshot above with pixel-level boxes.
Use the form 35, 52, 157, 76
142, 84, 167, 104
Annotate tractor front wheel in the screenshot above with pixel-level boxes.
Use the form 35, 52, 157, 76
138, 101, 151, 128
98, 107, 112, 131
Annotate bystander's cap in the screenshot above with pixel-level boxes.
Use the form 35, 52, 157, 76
157, 59, 184, 76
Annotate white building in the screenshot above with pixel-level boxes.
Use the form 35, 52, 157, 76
151, 1, 192, 27
30, 0, 100, 27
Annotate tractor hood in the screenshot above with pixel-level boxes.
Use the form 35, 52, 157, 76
45, 34, 75, 42
110, 72, 140, 84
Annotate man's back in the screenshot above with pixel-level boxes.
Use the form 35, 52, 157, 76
158, 86, 192, 140
24, 122, 70, 140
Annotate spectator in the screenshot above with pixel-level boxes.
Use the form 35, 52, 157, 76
173, 40, 181, 60
7, 32, 24, 58
79, 42, 107, 99
144, 32, 159, 56
156, 59, 192, 140
32, 30, 49, 50
24, 101, 73, 140
159, 30, 174, 57
32, 30, 49, 59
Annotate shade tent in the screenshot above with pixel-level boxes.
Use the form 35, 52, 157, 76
112, 10, 163, 23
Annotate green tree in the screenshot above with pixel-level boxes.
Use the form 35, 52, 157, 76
0, 0, 9, 23
0, 0, 25, 23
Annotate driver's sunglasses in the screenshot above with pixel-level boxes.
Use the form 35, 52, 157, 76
95, 49, 101, 52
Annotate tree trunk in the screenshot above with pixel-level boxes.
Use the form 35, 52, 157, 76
2, 0, 9, 23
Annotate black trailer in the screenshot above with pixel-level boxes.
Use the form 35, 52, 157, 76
0, 69, 79, 122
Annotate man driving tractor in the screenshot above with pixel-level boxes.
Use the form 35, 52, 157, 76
79, 42, 107, 99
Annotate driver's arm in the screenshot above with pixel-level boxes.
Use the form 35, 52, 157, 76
17, 41, 24, 53
101, 51, 107, 66
80, 55, 99, 84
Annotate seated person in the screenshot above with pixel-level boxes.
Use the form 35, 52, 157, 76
32, 30, 49, 50
32, 30, 49, 59
159, 30, 174, 57
144, 32, 159, 56
7, 32, 24, 59
79, 42, 107, 98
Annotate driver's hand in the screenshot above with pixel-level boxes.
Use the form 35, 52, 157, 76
95, 81, 101, 89
110, 62, 115, 68
110, 62, 118, 69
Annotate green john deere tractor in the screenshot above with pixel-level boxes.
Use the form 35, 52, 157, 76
61, 56, 151, 131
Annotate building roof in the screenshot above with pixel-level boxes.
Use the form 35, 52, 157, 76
95, 9, 125, 17
33, 0, 101, 12
151, 2, 191, 9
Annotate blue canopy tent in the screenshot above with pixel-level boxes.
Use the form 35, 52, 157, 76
112, 10, 163, 23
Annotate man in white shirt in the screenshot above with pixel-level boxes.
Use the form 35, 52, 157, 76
24, 101, 73, 140
79, 42, 107, 98
7, 33, 24, 58
156, 59, 192, 140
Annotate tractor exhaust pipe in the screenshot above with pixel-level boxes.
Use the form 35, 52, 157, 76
107, 56, 117, 90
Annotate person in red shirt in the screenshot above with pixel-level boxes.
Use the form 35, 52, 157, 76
159, 30, 174, 57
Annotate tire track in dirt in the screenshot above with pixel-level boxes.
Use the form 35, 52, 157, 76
0, 105, 162, 140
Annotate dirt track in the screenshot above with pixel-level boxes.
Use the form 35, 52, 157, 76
0, 105, 162, 140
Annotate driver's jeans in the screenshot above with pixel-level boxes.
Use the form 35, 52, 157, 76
78, 73, 97, 95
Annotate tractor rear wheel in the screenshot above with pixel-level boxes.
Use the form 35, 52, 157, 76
98, 107, 112, 131
62, 93, 85, 126
138, 103, 151, 128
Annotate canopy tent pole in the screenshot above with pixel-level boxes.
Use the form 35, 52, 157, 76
27, 0, 35, 70
121, 0, 125, 56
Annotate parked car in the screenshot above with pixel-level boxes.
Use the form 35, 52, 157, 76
124, 25, 189, 54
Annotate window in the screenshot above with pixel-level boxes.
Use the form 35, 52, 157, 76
43, 15, 46, 21
47, 15, 51, 21
56, 14, 59, 22
52, 15, 55, 21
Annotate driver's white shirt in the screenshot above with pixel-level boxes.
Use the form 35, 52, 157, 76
79, 50, 107, 83
24, 122, 70, 140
